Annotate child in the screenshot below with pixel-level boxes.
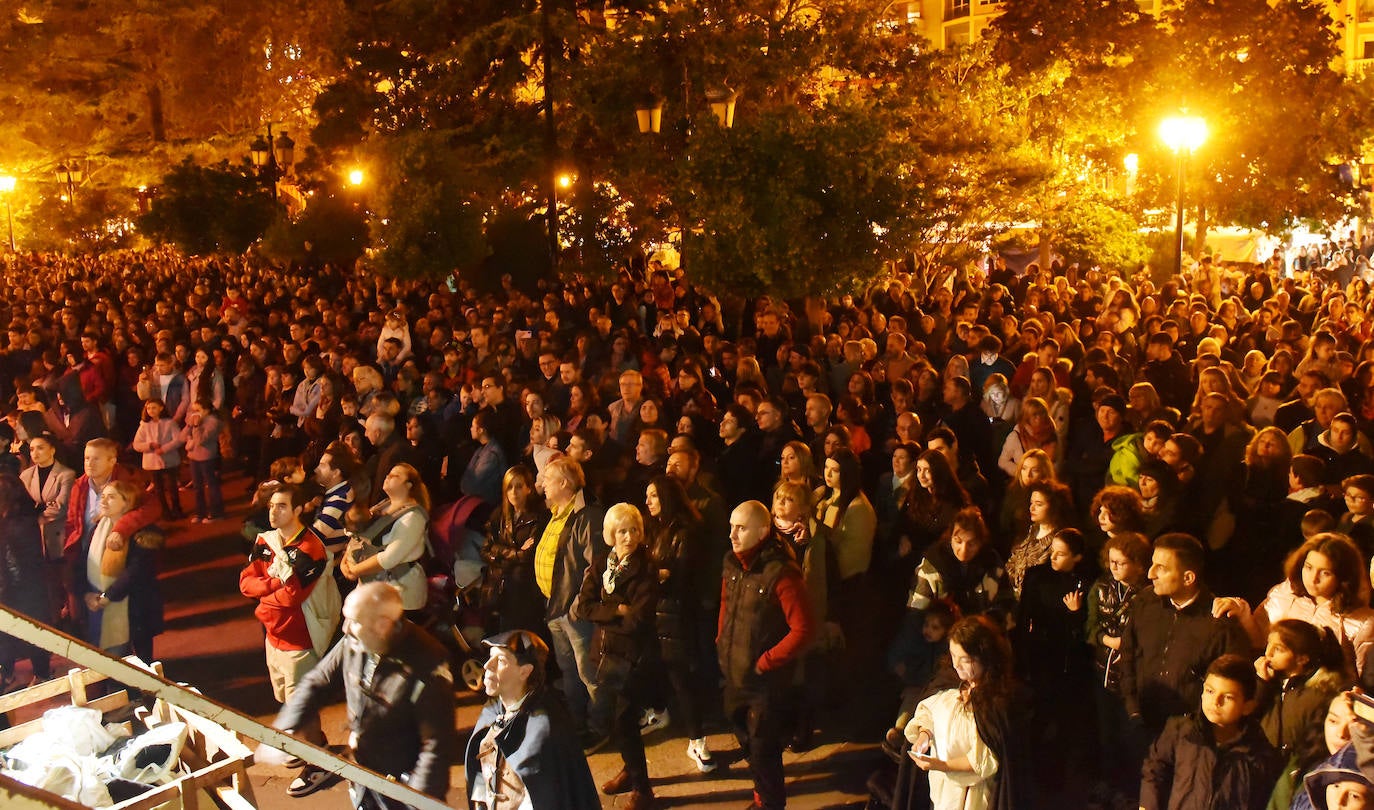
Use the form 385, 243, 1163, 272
1286, 695, 1360, 810
181, 398, 224, 523
132, 398, 184, 520
1140, 654, 1282, 810
1337, 474, 1374, 558
1247, 371, 1285, 428
1254, 620, 1348, 801
883, 600, 956, 751
1301, 509, 1337, 541
1087, 532, 1152, 789
887, 599, 957, 689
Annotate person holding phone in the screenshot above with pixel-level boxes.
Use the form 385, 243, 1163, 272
902, 615, 1028, 810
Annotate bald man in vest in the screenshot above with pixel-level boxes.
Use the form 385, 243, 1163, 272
717, 501, 815, 810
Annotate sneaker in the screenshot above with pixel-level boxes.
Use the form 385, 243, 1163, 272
686, 738, 717, 773
638, 706, 670, 736
286, 767, 339, 797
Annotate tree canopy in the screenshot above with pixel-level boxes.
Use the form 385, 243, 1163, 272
8, 0, 1374, 281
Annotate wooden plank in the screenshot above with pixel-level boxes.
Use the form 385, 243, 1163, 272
214, 785, 258, 810
0, 606, 449, 810
0, 772, 89, 810
0, 667, 108, 713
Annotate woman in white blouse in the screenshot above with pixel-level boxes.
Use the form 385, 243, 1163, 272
340, 463, 431, 612
1213, 532, 1374, 689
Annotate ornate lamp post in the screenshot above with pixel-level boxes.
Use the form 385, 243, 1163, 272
1159, 114, 1207, 275
55, 162, 83, 204
248, 125, 296, 201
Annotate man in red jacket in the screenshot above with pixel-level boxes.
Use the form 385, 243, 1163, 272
239, 483, 338, 798
62, 438, 159, 628
717, 500, 814, 810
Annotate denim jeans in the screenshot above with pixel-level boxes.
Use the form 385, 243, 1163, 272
547, 613, 599, 732
190, 458, 223, 518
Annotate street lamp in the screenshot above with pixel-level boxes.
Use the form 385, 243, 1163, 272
0, 176, 14, 253
706, 88, 738, 129
248, 124, 296, 200
1159, 114, 1208, 275
55, 162, 83, 204
636, 98, 664, 135
347, 168, 365, 187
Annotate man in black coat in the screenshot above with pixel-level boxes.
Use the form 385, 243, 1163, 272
362, 413, 420, 507
1120, 533, 1248, 734
276, 582, 457, 808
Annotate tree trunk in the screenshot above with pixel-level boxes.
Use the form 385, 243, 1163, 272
1038, 229, 1053, 270
147, 82, 166, 143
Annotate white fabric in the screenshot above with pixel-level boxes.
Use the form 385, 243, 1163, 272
85, 517, 129, 650
302, 552, 342, 657
1258, 580, 1374, 678
906, 688, 999, 810
369, 509, 428, 610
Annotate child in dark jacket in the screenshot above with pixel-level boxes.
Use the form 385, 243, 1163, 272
577, 502, 658, 808
1141, 654, 1282, 810
1254, 620, 1349, 808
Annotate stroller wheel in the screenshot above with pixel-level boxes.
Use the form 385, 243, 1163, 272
462, 658, 486, 692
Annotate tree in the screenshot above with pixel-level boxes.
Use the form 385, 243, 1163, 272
1135, 0, 1369, 236
0, 0, 346, 219
363, 131, 488, 279
137, 159, 278, 255
260, 191, 369, 267
21, 189, 136, 254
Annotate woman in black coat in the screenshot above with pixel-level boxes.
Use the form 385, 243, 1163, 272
642, 475, 714, 769
479, 466, 548, 634
1013, 528, 1096, 804
577, 502, 659, 807
0, 474, 52, 685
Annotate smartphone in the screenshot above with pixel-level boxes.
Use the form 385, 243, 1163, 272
1353, 692, 1374, 724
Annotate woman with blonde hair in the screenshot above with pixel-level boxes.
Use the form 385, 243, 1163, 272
340, 463, 431, 612
778, 440, 817, 490
480, 466, 548, 633
736, 355, 767, 393
578, 501, 658, 807
78, 478, 164, 660
997, 396, 1058, 477
997, 449, 1057, 542
1186, 366, 1248, 428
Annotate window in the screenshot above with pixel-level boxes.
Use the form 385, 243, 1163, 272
1364, 40, 1374, 61
946, 0, 970, 19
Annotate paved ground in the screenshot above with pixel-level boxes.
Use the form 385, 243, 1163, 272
18, 469, 884, 808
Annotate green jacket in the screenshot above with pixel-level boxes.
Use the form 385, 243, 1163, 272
1108, 432, 1143, 489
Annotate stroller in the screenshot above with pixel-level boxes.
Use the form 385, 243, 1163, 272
424, 495, 498, 692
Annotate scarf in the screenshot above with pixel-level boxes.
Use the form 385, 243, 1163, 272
602, 551, 632, 594
773, 516, 812, 557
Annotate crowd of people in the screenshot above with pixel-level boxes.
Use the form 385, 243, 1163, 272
8, 242, 1374, 809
